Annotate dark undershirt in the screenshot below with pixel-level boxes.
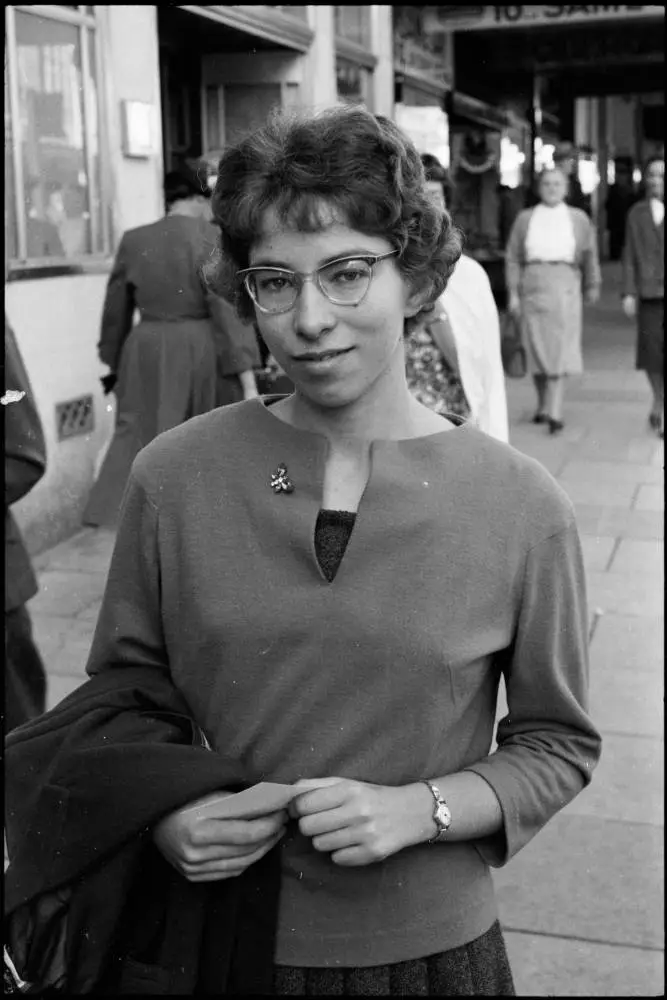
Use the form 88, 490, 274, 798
314, 509, 357, 582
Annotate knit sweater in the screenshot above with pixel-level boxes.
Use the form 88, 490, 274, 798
86, 397, 601, 968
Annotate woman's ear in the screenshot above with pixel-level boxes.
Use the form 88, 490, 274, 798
404, 285, 429, 319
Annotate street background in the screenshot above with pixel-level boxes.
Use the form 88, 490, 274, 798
28, 262, 663, 997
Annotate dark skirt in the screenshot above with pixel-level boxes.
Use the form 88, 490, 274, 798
272, 920, 515, 996
636, 298, 664, 374
83, 319, 218, 527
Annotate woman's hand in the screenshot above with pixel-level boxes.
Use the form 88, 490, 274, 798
584, 287, 600, 306
508, 294, 521, 317
290, 778, 432, 867
153, 795, 288, 882
622, 294, 636, 319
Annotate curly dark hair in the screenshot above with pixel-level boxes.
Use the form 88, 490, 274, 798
204, 105, 463, 326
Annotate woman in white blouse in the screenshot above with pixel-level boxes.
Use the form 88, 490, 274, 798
505, 168, 601, 434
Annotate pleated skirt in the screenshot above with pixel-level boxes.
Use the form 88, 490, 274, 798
272, 920, 515, 996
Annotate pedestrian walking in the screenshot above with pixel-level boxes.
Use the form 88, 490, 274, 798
605, 159, 638, 262
4, 316, 48, 732
505, 167, 601, 434
621, 156, 664, 439
83, 170, 259, 527
411, 154, 509, 441
8, 106, 601, 996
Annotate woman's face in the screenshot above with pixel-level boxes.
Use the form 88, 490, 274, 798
645, 160, 664, 201
248, 207, 421, 410
539, 169, 568, 207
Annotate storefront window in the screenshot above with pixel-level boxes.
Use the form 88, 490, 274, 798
5, 5, 106, 264
336, 57, 370, 107
267, 5, 309, 21
334, 6, 371, 48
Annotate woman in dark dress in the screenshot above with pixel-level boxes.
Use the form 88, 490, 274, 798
83, 171, 259, 527
622, 156, 664, 438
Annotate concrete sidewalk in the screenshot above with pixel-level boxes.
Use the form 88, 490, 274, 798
27, 263, 663, 996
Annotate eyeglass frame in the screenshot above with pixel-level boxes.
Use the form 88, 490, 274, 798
236, 250, 400, 315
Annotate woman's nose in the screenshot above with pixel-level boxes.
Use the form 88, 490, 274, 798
293, 278, 336, 340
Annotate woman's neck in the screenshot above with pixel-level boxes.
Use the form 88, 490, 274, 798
167, 199, 201, 218
271, 346, 450, 447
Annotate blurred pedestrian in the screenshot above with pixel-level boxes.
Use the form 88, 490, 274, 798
605, 159, 638, 262
4, 316, 47, 732
55, 106, 601, 995
83, 170, 259, 527
622, 155, 664, 438
506, 167, 601, 434
415, 155, 508, 440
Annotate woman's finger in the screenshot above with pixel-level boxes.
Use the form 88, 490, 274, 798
311, 827, 359, 854
298, 806, 351, 839
181, 829, 285, 879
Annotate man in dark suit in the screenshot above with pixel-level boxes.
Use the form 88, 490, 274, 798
4, 317, 48, 731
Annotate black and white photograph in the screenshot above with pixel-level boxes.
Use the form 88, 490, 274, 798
4, 5, 663, 996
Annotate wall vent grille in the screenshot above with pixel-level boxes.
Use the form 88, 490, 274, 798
55, 395, 95, 441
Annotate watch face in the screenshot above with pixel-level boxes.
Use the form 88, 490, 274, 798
435, 803, 452, 829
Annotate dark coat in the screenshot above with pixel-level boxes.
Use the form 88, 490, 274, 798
84, 215, 260, 527
97, 215, 260, 379
4, 317, 47, 612
5, 665, 280, 995
622, 199, 665, 300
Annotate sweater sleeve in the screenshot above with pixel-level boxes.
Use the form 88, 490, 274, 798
97, 234, 136, 372
504, 212, 526, 298
464, 519, 601, 867
86, 470, 168, 678
621, 210, 638, 298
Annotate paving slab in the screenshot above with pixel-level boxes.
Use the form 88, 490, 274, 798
608, 538, 663, 577
633, 483, 664, 512
590, 614, 663, 674
558, 478, 637, 508
503, 930, 664, 998
571, 436, 660, 465
561, 733, 663, 826
47, 673, 87, 711
32, 615, 95, 678
579, 535, 616, 573
27, 569, 107, 618
559, 459, 664, 486
588, 660, 663, 737
586, 569, 663, 618
493, 813, 663, 949
573, 505, 663, 540
33, 527, 116, 573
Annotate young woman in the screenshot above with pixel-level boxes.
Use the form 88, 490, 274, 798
86, 107, 601, 995
505, 167, 601, 435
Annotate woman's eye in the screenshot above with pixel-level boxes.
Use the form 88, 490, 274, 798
330, 266, 366, 284
258, 275, 293, 292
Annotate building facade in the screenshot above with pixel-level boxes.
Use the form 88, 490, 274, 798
5, 4, 406, 553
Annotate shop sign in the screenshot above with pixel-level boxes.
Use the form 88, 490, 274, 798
424, 5, 665, 33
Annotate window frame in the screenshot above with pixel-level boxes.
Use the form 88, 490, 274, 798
5, 3, 112, 279
333, 6, 377, 110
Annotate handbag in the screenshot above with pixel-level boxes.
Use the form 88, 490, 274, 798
500, 311, 527, 379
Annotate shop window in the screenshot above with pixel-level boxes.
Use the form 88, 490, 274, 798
334, 6, 371, 48
5, 5, 107, 267
267, 5, 309, 22
336, 57, 370, 107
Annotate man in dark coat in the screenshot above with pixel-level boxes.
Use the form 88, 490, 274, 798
4, 317, 48, 732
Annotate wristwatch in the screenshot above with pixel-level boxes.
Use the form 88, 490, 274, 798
421, 779, 452, 843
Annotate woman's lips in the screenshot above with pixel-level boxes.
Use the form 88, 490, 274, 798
292, 347, 355, 371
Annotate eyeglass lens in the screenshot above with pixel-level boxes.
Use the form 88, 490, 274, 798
246, 258, 374, 313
